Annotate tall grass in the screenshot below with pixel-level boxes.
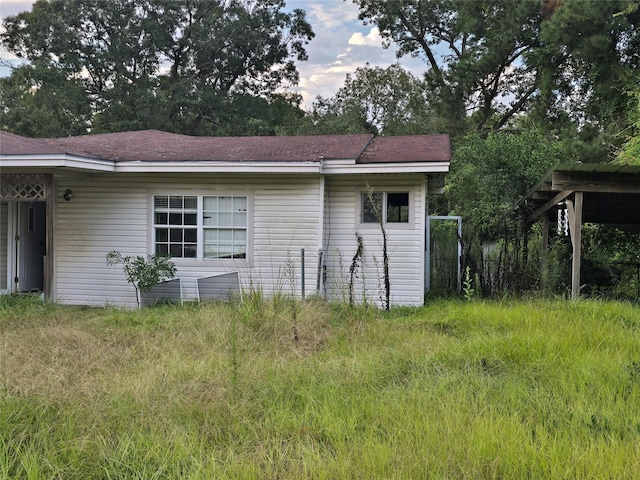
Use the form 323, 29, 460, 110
1, 295, 640, 478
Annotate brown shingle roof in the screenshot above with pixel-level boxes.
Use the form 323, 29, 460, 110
358, 135, 451, 163
0, 131, 69, 156
41, 130, 375, 162
2, 129, 451, 164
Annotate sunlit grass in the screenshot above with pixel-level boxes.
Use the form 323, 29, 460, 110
1, 295, 640, 478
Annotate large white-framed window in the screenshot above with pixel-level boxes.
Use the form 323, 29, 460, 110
153, 194, 248, 260
154, 195, 198, 258
360, 191, 410, 225
203, 196, 247, 259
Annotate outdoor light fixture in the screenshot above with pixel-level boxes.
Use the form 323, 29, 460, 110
63, 189, 73, 201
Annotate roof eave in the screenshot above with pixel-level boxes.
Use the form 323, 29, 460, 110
0, 154, 115, 172
321, 162, 450, 175
113, 161, 322, 174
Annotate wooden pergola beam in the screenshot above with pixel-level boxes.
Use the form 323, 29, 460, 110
527, 189, 573, 224
520, 165, 640, 299
553, 171, 640, 194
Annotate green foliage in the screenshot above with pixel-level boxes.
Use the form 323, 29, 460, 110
442, 131, 578, 295
106, 251, 176, 308
616, 90, 640, 165
0, 0, 314, 136
448, 131, 573, 241
580, 225, 640, 299
462, 266, 475, 301
354, 0, 639, 140
303, 64, 445, 136
618, 135, 640, 165
0, 62, 91, 137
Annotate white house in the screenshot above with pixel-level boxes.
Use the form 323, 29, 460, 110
0, 130, 450, 308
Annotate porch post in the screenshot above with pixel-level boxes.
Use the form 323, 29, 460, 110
44, 175, 55, 302
568, 192, 583, 299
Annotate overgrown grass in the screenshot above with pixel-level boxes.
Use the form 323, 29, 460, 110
1, 294, 640, 478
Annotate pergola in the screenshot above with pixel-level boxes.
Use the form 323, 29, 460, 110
520, 164, 640, 299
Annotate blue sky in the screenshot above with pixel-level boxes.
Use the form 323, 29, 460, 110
0, 0, 428, 109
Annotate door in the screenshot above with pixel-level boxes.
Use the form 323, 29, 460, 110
0, 202, 7, 292
16, 202, 46, 292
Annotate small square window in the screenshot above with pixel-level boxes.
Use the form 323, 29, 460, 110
360, 191, 410, 224
387, 193, 409, 223
361, 192, 383, 223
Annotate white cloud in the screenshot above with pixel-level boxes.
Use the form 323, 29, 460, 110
304, 1, 359, 30
0, 0, 34, 18
348, 27, 382, 47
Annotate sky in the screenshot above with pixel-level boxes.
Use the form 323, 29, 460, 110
0, 0, 428, 110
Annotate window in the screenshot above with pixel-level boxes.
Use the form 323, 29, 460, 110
361, 191, 409, 224
154, 196, 197, 258
153, 195, 248, 260
203, 196, 247, 259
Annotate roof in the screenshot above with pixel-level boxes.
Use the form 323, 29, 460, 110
358, 135, 451, 164
40, 130, 377, 163
520, 163, 640, 225
0, 129, 451, 174
0, 131, 70, 156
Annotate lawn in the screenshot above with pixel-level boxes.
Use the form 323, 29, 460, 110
1, 295, 640, 479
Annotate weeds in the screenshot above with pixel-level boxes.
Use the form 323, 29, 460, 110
1, 298, 640, 478
463, 265, 475, 301
348, 232, 364, 307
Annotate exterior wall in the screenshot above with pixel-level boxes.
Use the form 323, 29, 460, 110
0, 202, 7, 290
54, 174, 322, 307
323, 175, 426, 306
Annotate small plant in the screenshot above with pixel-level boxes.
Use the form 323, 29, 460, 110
106, 251, 177, 309
463, 266, 475, 301
364, 185, 390, 311
349, 233, 364, 307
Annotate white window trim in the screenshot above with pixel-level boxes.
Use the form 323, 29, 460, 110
356, 189, 415, 229
148, 191, 253, 265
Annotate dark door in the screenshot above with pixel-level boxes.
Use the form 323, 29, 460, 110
17, 201, 46, 292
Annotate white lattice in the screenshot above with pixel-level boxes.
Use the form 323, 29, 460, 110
0, 174, 46, 200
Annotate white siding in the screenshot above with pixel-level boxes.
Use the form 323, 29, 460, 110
323, 175, 426, 306
0, 202, 7, 290
54, 174, 322, 307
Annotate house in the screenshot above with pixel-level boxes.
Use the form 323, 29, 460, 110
0, 130, 450, 308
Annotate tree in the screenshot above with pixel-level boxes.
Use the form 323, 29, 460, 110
106, 251, 177, 309
354, 0, 640, 141
1, 0, 314, 136
444, 131, 578, 292
303, 64, 445, 136
0, 62, 91, 137
616, 89, 640, 165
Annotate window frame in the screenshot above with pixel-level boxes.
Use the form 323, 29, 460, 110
150, 192, 252, 263
357, 189, 413, 229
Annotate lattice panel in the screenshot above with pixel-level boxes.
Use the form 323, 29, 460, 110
0, 174, 45, 200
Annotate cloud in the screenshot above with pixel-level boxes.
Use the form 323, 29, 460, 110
348, 27, 382, 47
304, 1, 359, 30
0, 0, 34, 18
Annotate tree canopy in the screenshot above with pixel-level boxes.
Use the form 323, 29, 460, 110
306, 64, 445, 136
352, 0, 640, 140
0, 0, 314, 136
616, 88, 640, 165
